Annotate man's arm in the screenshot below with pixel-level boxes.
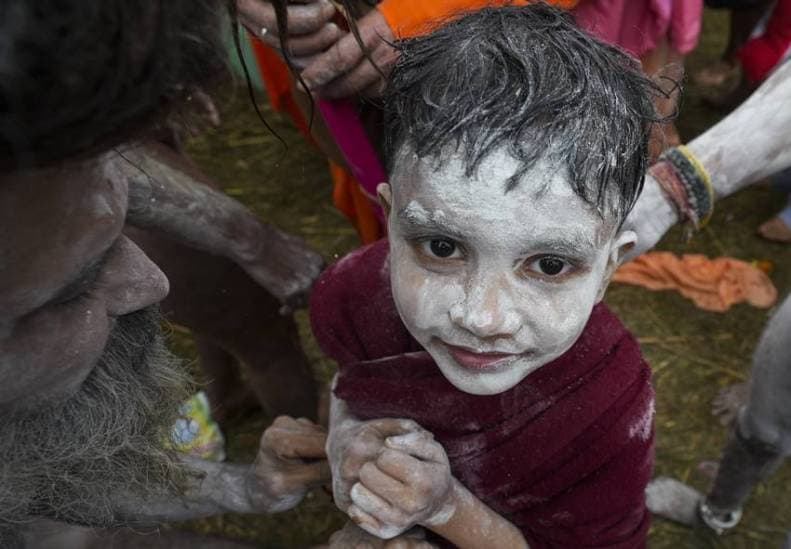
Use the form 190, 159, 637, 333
625, 60, 791, 256
114, 417, 330, 522
110, 142, 323, 309
689, 60, 791, 200
114, 458, 267, 523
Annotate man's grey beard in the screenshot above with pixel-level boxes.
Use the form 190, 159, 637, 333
0, 307, 193, 547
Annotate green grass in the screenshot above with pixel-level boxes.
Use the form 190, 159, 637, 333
173, 9, 791, 547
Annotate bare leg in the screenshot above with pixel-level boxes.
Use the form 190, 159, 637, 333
195, 338, 259, 427
126, 227, 318, 421
724, 2, 774, 63
647, 294, 791, 533
711, 381, 751, 426
694, 2, 772, 88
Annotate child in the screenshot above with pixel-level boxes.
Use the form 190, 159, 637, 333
311, 5, 659, 548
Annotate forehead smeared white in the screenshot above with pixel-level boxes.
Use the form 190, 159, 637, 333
391, 143, 622, 227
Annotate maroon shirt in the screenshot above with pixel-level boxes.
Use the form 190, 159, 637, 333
311, 240, 654, 548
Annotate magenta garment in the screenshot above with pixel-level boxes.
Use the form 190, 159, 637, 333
574, 0, 703, 57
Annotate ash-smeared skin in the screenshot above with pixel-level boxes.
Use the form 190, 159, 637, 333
326, 409, 454, 539
0, 160, 331, 539
624, 61, 791, 258
385, 148, 636, 396
327, 380, 528, 546
0, 159, 167, 407
348, 429, 455, 538
117, 416, 330, 522
120, 142, 324, 310
645, 477, 703, 526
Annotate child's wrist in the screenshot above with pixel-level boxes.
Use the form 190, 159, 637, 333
422, 477, 462, 528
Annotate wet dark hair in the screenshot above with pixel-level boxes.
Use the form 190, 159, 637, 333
383, 3, 667, 224
0, 1, 227, 170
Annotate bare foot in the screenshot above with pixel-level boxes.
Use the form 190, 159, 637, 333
712, 382, 751, 426
702, 75, 752, 112
645, 477, 703, 526
758, 216, 791, 243
693, 60, 740, 88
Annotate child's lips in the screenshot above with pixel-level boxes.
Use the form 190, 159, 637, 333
441, 342, 521, 371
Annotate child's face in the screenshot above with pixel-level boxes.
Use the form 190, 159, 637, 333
382, 147, 636, 395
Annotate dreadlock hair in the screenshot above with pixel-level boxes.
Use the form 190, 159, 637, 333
383, 2, 669, 225
0, 0, 227, 170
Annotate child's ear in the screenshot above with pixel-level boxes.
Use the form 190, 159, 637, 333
596, 230, 637, 302
377, 182, 393, 219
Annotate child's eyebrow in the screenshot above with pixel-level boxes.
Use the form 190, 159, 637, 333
396, 208, 465, 239
521, 232, 598, 258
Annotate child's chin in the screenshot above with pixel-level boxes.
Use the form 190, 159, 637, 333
434, 354, 546, 396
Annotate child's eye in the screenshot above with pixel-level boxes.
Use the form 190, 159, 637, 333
421, 238, 463, 259
523, 255, 574, 278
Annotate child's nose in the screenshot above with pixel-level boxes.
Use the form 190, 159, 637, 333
449, 275, 521, 338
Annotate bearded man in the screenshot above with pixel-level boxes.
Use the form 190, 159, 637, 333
0, 1, 327, 547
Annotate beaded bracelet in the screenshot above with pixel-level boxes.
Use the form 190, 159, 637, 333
648, 145, 715, 230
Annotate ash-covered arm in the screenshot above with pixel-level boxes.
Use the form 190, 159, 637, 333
689, 60, 791, 199
115, 416, 329, 523
425, 480, 529, 549
113, 458, 269, 523
625, 60, 791, 256
115, 142, 323, 309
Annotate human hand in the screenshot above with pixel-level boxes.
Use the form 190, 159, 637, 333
347, 429, 454, 539
621, 174, 679, 260
248, 416, 330, 513
300, 8, 397, 99
237, 0, 342, 67
328, 418, 421, 513
327, 521, 438, 549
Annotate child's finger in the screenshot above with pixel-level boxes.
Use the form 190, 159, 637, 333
385, 432, 445, 463
376, 448, 426, 485
347, 504, 383, 537
351, 482, 410, 528
359, 461, 409, 508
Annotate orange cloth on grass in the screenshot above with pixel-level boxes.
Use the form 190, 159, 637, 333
613, 252, 777, 312
379, 0, 580, 38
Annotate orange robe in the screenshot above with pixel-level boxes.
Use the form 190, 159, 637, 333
379, 0, 579, 38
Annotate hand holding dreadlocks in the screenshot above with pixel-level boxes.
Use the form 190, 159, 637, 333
238, 0, 342, 68
299, 7, 397, 99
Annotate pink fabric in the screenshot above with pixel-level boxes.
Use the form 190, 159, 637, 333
574, 0, 702, 57
318, 98, 385, 222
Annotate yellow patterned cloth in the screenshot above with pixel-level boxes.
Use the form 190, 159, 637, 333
170, 391, 226, 461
